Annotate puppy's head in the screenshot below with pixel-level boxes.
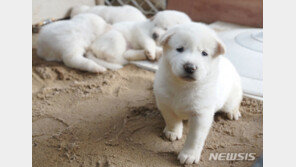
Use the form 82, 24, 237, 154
149, 10, 191, 44
159, 23, 225, 82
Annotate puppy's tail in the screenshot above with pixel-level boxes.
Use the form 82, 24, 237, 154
85, 51, 124, 71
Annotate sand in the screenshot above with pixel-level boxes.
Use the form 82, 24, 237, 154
32, 49, 263, 167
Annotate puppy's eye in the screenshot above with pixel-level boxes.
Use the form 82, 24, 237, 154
201, 51, 208, 56
176, 47, 184, 53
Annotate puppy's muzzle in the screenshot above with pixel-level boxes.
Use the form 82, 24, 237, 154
183, 63, 197, 74
152, 33, 159, 40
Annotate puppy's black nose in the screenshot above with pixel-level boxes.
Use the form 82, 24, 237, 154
183, 63, 197, 74
152, 33, 159, 40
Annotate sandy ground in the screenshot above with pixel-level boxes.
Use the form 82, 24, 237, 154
32, 49, 263, 167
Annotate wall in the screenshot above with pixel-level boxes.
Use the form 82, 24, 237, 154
32, 0, 97, 24
167, 0, 263, 27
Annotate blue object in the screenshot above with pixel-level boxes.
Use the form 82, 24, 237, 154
252, 155, 263, 167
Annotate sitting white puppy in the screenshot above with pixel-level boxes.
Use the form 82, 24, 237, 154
86, 10, 191, 70
153, 23, 243, 164
37, 13, 111, 73
70, 5, 147, 24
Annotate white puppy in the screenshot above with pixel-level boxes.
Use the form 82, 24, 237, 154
86, 10, 191, 70
70, 5, 147, 24
37, 13, 111, 73
153, 23, 243, 164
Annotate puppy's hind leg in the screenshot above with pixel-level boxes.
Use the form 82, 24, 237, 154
123, 49, 147, 61
62, 48, 106, 73
86, 52, 124, 70
222, 86, 243, 120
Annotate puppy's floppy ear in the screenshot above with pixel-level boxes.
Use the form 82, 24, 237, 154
159, 31, 174, 46
213, 39, 226, 57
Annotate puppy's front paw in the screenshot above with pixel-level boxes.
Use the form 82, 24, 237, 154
227, 109, 241, 120
178, 149, 201, 165
144, 50, 156, 61
163, 127, 182, 141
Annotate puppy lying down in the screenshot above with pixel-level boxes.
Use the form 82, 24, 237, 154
37, 10, 190, 73
153, 23, 243, 164
70, 5, 147, 24
37, 14, 111, 73
86, 10, 191, 71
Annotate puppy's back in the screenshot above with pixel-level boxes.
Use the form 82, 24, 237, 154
37, 14, 106, 61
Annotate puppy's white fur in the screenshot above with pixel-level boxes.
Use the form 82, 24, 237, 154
153, 23, 243, 164
86, 10, 191, 70
70, 5, 147, 24
37, 14, 111, 73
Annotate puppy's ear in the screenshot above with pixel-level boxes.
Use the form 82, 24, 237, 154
159, 31, 174, 46
213, 39, 226, 57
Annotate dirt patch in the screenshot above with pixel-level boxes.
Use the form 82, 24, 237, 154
32, 49, 263, 167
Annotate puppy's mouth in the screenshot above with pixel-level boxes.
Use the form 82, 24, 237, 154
181, 75, 196, 82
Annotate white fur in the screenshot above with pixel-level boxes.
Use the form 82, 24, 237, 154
150, 10, 192, 44
153, 23, 243, 164
86, 10, 191, 70
70, 5, 147, 24
37, 14, 111, 73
